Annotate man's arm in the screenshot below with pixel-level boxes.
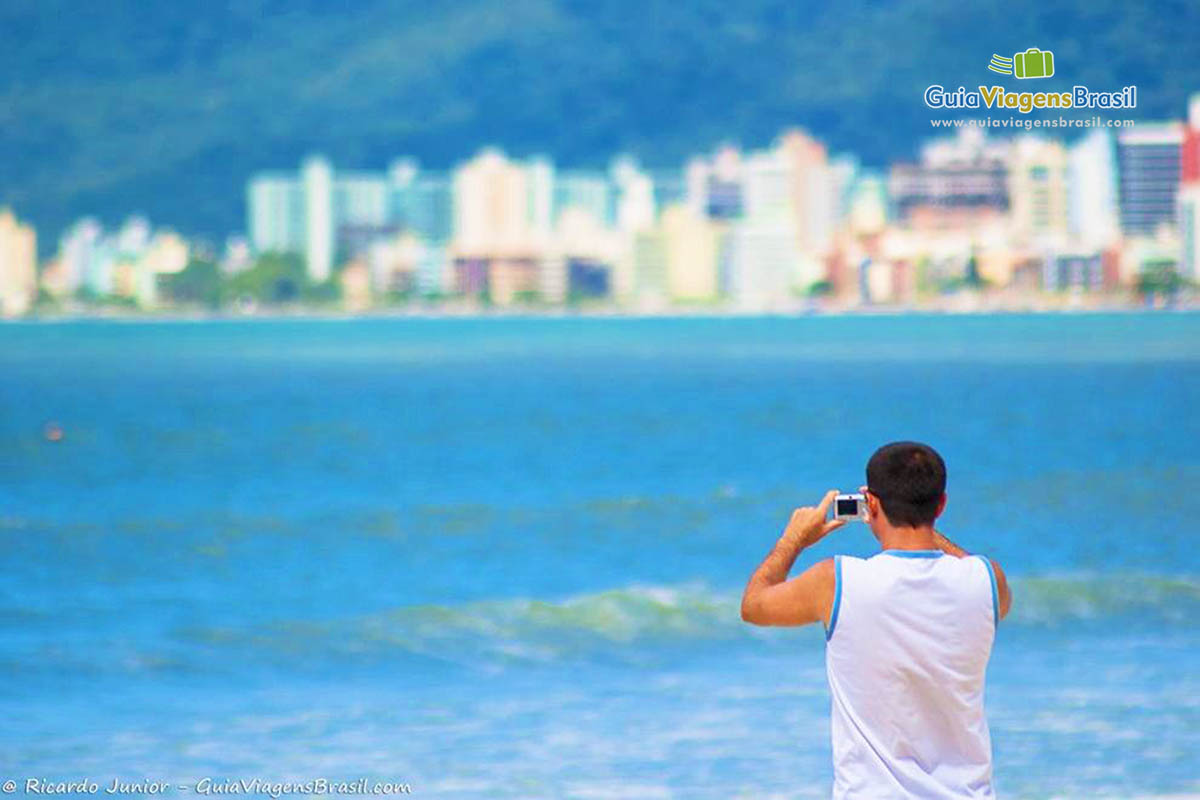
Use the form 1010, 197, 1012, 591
932, 529, 970, 557
933, 529, 1013, 620
741, 491, 845, 627
990, 559, 1013, 620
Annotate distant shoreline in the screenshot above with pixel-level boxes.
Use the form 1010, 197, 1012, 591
5, 298, 1197, 324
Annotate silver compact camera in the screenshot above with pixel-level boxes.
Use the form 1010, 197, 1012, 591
833, 492, 868, 522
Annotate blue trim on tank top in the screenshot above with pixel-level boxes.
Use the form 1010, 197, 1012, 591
973, 554, 1000, 627
879, 549, 944, 558
825, 555, 843, 642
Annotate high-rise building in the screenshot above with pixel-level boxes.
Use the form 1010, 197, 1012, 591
661, 205, 720, 302
610, 156, 655, 233
452, 148, 537, 259
59, 218, 115, 296
367, 232, 423, 295
726, 223, 797, 310
777, 129, 837, 288
742, 147, 795, 224
335, 174, 388, 230
1184, 94, 1200, 185
608, 157, 656, 303
649, 169, 686, 212
450, 149, 547, 303
554, 170, 612, 228
890, 128, 1010, 230
48, 217, 188, 305
1067, 129, 1120, 248
388, 159, 454, 246
527, 156, 555, 245
135, 231, 189, 307
1116, 123, 1183, 236
846, 173, 888, 236
45, 218, 100, 296
733, 147, 802, 307
1179, 94, 1200, 281
302, 155, 334, 282
632, 226, 668, 303
249, 155, 437, 282
1178, 186, 1199, 281
686, 146, 743, 220
0, 208, 36, 316
247, 174, 305, 255
1008, 135, 1069, 243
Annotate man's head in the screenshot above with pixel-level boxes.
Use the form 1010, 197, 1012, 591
864, 441, 947, 534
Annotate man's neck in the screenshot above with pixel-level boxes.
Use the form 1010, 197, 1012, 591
878, 525, 970, 557
877, 525, 939, 552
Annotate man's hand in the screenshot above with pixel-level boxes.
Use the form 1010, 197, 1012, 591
740, 490, 847, 627
780, 490, 846, 550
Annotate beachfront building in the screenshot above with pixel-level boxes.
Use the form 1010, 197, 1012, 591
890, 128, 1010, 232
248, 156, 451, 289
728, 146, 802, 309
247, 174, 305, 259
686, 145, 743, 221
44, 217, 188, 306
1067, 129, 1121, 250
246, 150, 667, 307
449, 149, 667, 306
1116, 123, 1184, 237
451, 148, 542, 304
1040, 248, 1118, 292
120, 227, 189, 307
302, 157, 334, 282
777, 129, 839, 283
554, 207, 623, 303
726, 223, 798, 310
609, 156, 657, 303
663, 205, 720, 302
1176, 186, 1199, 282
1008, 136, 1069, 244
0, 208, 36, 317
387, 160, 454, 248
682, 130, 843, 304
554, 170, 613, 229
629, 205, 720, 306
59, 218, 113, 296
1179, 94, 1200, 281
366, 232, 423, 296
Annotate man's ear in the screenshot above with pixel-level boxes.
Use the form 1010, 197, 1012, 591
866, 491, 882, 519
935, 492, 947, 519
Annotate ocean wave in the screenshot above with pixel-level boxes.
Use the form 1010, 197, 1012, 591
4, 574, 1194, 677
1008, 574, 1200, 626
177, 574, 1198, 667
182, 582, 746, 668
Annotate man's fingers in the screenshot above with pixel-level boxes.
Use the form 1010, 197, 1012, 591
816, 489, 839, 515
823, 518, 847, 535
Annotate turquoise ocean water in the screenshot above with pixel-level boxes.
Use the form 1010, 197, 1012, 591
0, 314, 1197, 798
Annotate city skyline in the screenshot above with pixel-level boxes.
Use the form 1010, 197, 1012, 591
3, 94, 1199, 316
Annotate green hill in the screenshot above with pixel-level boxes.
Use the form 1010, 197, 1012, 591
1, 0, 1197, 251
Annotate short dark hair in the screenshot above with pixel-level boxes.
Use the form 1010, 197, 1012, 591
866, 441, 946, 527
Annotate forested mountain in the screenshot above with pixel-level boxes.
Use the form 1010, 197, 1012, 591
1, 0, 1197, 248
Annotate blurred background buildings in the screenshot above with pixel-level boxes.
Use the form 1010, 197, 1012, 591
3, 93, 1200, 316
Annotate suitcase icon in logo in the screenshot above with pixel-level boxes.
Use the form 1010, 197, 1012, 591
1013, 48, 1054, 79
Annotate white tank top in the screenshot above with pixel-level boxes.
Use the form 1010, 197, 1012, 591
824, 549, 999, 799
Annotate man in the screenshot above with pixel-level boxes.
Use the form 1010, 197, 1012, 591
741, 441, 1012, 799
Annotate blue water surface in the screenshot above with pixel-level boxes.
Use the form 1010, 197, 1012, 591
0, 313, 1197, 798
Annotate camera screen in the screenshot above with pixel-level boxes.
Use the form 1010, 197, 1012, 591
836, 498, 859, 516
